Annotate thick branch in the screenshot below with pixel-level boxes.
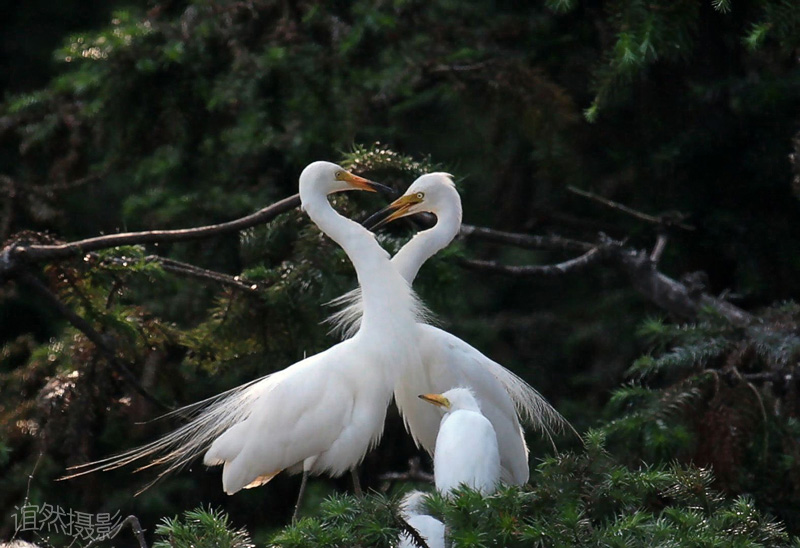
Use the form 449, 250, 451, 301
455, 226, 752, 326
613, 249, 753, 326
1, 194, 300, 278
20, 272, 173, 411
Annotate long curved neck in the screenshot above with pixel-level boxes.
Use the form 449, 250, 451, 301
301, 188, 416, 334
391, 201, 461, 283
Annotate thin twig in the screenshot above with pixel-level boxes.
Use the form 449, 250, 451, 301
459, 224, 594, 253
107, 255, 266, 294
20, 272, 173, 411
11, 450, 45, 542
650, 232, 669, 264
84, 515, 148, 548
459, 247, 604, 277
378, 457, 435, 490
568, 186, 694, 230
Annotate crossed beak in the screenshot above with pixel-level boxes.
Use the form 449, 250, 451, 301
418, 393, 451, 409
340, 171, 394, 195
363, 194, 424, 230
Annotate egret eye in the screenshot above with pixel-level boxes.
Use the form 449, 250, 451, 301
416, 192, 424, 200
335, 171, 343, 179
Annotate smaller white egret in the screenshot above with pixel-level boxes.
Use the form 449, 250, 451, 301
419, 387, 500, 496
398, 490, 445, 548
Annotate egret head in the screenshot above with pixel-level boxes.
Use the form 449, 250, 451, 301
418, 387, 481, 413
299, 161, 390, 196
363, 173, 459, 230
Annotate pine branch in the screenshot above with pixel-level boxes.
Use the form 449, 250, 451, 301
395, 514, 432, 548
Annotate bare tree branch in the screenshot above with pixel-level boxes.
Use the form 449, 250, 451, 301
456, 226, 752, 326
105, 255, 267, 295
460, 247, 605, 277
568, 185, 695, 231
649, 233, 669, 264
612, 248, 753, 326
459, 224, 594, 253
1, 194, 300, 278
19, 272, 173, 411
378, 457, 435, 487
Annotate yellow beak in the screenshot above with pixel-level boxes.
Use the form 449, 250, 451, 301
363, 193, 425, 230
418, 393, 451, 409
339, 171, 391, 193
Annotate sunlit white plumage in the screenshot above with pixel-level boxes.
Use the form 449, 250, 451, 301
64, 162, 424, 501
420, 388, 500, 495
397, 490, 445, 548
327, 174, 568, 485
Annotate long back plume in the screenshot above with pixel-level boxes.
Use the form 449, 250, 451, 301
325, 286, 435, 339
60, 373, 278, 493
326, 293, 574, 443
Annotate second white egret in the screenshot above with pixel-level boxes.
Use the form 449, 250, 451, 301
328, 174, 569, 485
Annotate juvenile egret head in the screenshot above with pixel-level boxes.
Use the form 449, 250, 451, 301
419, 387, 482, 414
299, 161, 391, 198
363, 173, 458, 229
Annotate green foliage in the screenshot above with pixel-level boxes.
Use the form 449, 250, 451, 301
176, 442, 793, 547
153, 507, 253, 548
599, 303, 800, 532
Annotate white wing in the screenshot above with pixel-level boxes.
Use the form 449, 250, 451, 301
63, 339, 392, 494
204, 339, 393, 494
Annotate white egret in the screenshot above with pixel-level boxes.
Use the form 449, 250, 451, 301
397, 490, 445, 548
64, 162, 426, 517
420, 388, 500, 495
327, 174, 569, 485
